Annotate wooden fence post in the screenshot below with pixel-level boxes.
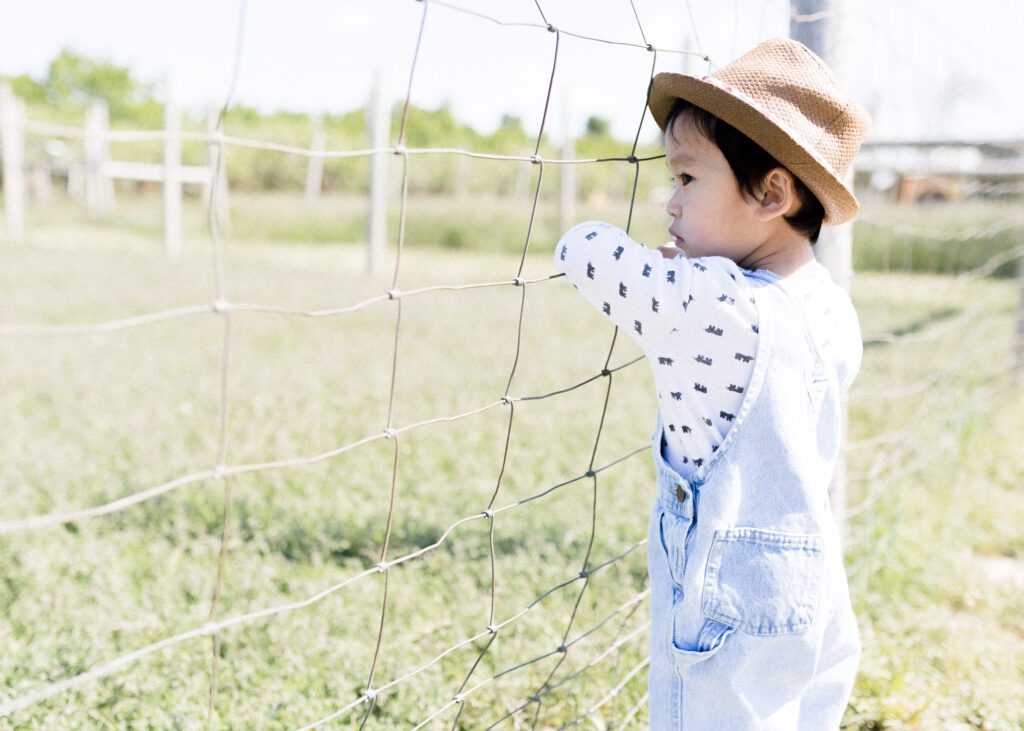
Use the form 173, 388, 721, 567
366, 74, 389, 275
306, 114, 325, 204
0, 82, 27, 244
85, 100, 114, 216
163, 88, 183, 258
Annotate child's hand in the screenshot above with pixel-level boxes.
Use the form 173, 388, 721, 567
658, 243, 683, 260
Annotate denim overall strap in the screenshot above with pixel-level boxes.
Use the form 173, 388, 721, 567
646, 277, 860, 730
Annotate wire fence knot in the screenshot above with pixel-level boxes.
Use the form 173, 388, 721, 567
387, 288, 402, 300
557, 644, 567, 654
392, 144, 407, 157
481, 509, 496, 520
453, 693, 465, 704
362, 688, 377, 702
486, 624, 499, 635
646, 43, 654, 52
579, 570, 589, 580
375, 561, 389, 573
211, 299, 232, 314
546, 24, 556, 33
585, 469, 596, 478
213, 464, 228, 480
384, 427, 398, 439
600, 368, 611, 377
529, 154, 542, 165
501, 395, 513, 406
512, 276, 525, 287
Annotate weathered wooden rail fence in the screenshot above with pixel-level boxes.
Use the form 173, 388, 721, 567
0, 82, 237, 257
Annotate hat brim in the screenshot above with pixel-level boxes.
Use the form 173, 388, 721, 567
648, 72, 858, 225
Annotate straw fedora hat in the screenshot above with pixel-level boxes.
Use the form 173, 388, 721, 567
647, 38, 869, 225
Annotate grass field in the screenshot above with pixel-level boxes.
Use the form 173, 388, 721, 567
1, 193, 1023, 729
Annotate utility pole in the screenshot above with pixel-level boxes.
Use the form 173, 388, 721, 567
791, 0, 854, 289
790, 0, 854, 538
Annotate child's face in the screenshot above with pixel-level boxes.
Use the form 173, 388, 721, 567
663, 118, 764, 263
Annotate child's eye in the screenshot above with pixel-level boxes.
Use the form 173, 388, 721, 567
670, 174, 694, 187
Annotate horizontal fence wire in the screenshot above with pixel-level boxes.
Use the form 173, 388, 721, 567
294, 555, 649, 729
0, 275, 562, 337
557, 656, 650, 730
22, 119, 669, 165
844, 274, 1019, 530
0, 363, 648, 535
375, 591, 650, 731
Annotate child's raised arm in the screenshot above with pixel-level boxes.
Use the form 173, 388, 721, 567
554, 221, 750, 351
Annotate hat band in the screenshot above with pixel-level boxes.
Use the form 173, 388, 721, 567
700, 75, 768, 117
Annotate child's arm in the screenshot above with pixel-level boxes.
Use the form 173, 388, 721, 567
554, 221, 745, 349
554, 222, 691, 347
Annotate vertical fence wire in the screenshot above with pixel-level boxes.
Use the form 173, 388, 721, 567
357, 1, 428, 722
203, 0, 249, 725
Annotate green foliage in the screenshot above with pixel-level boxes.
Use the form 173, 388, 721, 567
585, 115, 610, 137
491, 114, 531, 152
7, 49, 669, 200
46, 49, 145, 114
7, 73, 48, 105
5, 48, 161, 128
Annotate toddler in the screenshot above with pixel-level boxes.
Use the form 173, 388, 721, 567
554, 38, 868, 729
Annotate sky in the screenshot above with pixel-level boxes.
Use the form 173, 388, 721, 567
1, 0, 1022, 144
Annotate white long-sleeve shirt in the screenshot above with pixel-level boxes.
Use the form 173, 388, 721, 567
555, 221, 764, 477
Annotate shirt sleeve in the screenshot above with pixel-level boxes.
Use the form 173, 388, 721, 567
554, 221, 748, 349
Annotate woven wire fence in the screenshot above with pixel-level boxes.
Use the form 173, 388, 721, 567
0, 1, 716, 727
2, 0, 1023, 728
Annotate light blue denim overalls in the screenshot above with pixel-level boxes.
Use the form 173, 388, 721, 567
646, 269, 861, 729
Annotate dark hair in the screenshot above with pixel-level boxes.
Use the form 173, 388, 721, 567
664, 98, 824, 244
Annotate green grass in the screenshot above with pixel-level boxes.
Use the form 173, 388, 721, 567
0, 194, 1022, 729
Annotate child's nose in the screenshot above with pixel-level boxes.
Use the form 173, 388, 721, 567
665, 187, 681, 218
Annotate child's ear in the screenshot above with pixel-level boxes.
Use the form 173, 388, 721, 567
754, 168, 798, 221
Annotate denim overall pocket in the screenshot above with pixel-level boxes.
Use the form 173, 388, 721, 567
701, 527, 824, 636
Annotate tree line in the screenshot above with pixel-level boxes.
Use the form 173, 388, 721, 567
4, 49, 658, 198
